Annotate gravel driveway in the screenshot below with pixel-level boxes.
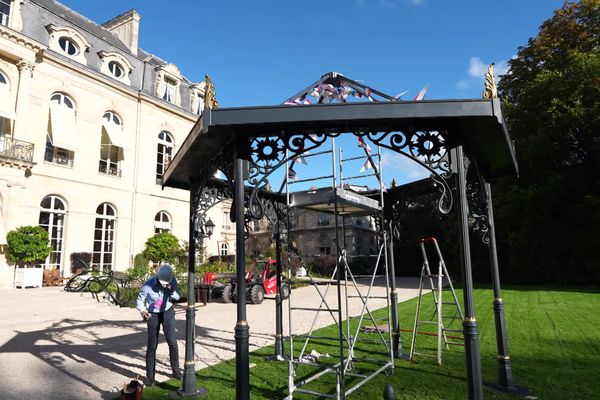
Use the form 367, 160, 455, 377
0, 277, 420, 400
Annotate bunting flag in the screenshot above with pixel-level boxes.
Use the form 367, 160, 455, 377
414, 84, 429, 101
295, 154, 308, 165
357, 137, 372, 155
359, 158, 374, 173
288, 165, 297, 180
393, 90, 409, 100
284, 98, 312, 105
365, 87, 374, 102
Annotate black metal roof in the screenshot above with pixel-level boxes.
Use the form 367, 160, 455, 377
163, 99, 517, 190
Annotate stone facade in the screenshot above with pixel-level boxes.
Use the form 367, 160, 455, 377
247, 208, 377, 272
0, 0, 232, 287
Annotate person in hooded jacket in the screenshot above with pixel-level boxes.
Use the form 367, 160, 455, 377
136, 263, 182, 386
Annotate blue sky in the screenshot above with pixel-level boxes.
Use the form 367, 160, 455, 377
61, 0, 566, 187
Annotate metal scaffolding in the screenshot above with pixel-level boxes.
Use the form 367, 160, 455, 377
283, 137, 394, 399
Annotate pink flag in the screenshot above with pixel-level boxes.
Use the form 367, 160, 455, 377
414, 84, 429, 101
357, 137, 372, 155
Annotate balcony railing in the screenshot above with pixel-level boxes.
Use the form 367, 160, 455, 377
0, 136, 34, 163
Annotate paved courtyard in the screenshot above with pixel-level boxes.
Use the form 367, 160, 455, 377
0, 277, 421, 400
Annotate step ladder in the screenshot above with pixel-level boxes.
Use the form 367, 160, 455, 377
409, 237, 464, 366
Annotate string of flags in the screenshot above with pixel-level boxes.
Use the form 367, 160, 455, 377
282, 78, 430, 179
358, 137, 375, 172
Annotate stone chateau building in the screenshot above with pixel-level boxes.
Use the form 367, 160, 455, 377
0, 0, 234, 287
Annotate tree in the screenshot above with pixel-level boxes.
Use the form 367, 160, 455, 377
142, 232, 184, 264
6, 226, 52, 267
495, 0, 600, 284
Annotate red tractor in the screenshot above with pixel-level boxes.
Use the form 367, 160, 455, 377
202, 258, 290, 305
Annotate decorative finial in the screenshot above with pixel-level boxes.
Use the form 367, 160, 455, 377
204, 74, 219, 109
483, 63, 497, 99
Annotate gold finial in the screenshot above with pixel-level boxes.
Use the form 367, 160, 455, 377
204, 74, 219, 109
483, 63, 498, 99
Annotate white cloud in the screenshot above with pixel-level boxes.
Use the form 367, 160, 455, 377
457, 56, 510, 91
381, 150, 429, 185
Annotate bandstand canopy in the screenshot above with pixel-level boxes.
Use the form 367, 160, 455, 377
163, 98, 517, 190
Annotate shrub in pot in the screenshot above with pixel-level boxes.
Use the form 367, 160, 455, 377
6, 226, 51, 267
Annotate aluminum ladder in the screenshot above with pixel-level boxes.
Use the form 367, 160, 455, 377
409, 237, 464, 366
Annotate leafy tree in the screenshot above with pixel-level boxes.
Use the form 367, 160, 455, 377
495, 0, 600, 285
142, 232, 184, 264
6, 226, 52, 267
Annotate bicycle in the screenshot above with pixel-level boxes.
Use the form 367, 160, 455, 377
64, 268, 93, 292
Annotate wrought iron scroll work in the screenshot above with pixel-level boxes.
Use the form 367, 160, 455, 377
191, 180, 233, 245
466, 160, 490, 245
245, 133, 337, 219
357, 130, 453, 214
189, 147, 234, 246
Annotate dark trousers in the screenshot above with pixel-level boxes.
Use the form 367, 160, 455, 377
146, 306, 179, 379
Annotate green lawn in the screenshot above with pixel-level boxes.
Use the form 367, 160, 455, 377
139, 287, 600, 399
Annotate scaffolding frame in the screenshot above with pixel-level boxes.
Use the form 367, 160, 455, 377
284, 137, 394, 400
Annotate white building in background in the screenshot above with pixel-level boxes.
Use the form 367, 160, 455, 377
0, 0, 234, 287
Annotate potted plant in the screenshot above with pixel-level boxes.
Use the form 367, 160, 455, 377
6, 226, 52, 288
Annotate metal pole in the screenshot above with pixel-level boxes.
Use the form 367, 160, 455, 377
175, 188, 207, 397
234, 154, 250, 400
331, 137, 346, 399
274, 223, 284, 359
387, 222, 403, 359
484, 181, 528, 395
454, 146, 483, 400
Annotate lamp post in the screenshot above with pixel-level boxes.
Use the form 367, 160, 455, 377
268, 224, 286, 360
174, 216, 214, 398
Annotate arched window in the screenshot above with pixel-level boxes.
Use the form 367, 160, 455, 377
58, 36, 79, 56
38, 195, 67, 270
99, 111, 123, 176
156, 131, 174, 184
0, 70, 8, 88
93, 203, 117, 272
154, 211, 172, 233
220, 242, 229, 256
108, 61, 124, 78
0, 70, 11, 135
46, 92, 76, 166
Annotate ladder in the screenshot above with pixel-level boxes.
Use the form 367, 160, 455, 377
409, 237, 464, 366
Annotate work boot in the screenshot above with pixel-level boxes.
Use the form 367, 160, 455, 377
172, 368, 183, 380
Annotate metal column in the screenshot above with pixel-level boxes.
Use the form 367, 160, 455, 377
234, 154, 250, 400
175, 187, 207, 397
484, 181, 528, 396
455, 146, 483, 400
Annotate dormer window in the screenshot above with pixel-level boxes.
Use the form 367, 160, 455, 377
46, 24, 91, 65
58, 37, 78, 56
155, 64, 182, 106
163, 78, 176, 103
0, 0, 11, 27
97, 51, 133, 85
108, 61, 124, 78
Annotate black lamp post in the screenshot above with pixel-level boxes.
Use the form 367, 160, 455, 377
174, 216, 214, 398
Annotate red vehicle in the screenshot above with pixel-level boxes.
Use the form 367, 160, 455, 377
203, 258, 290, 305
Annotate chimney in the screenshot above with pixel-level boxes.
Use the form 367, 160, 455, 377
102, 9, 140, 55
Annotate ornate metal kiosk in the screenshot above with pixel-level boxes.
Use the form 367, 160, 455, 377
163, 75, 519, 399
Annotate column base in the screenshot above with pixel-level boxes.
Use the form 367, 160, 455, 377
486, 382, 530, 397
